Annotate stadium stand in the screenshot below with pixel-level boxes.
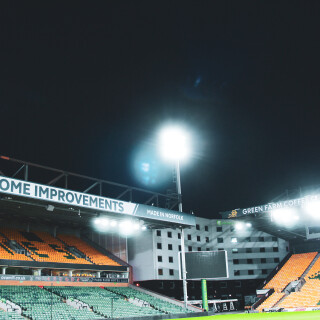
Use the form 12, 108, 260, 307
263, 252, 317, 292
0, 286, 101, 320
0, 309, 25, 320
256, 292, 285, 311
47, 286, 163, 318
0, 228, 120, 266
107, 286, 192, 314
58, 234, 120, 266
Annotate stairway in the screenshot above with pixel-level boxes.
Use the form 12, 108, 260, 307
300, 252, 320, 279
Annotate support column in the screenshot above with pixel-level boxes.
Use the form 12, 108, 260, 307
68, 270, 73, 277
2, 267, 6, 275
53, 226, 57, 238
97, 272, 101, 278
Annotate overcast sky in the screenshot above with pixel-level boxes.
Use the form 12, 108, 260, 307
1, 1, 320, 218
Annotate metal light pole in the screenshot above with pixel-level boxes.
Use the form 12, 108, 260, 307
176, 160, 188, 309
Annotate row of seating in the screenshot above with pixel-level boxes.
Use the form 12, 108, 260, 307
0, 234, 31, 261
0, 308, 25, 320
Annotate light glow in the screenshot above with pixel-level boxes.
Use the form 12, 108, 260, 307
271, 208, 299, 227
305, 201, 320, 219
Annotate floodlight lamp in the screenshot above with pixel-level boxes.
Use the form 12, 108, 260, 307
305, 200, 320, 220
159, 126, 191, 161
235, 222, 244, 230
119, 220, 134, 236
271, 208, 299, 227
141, 225, 147, 231
46, 205, 54, 212
246, 222, 252, 228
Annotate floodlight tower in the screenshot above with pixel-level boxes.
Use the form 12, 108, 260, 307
159, 125, 191, 309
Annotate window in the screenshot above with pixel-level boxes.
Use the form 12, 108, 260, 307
274, 258, 280, 263
156, 230, 161, 237
157, 256, 162, 262
205, 226, 209, 232
169, 256, 173, 263
158, 269, 163, 276
187, 234, 192, 241
234, 270, 240, 276
230, 226, 235, 232
197, 247, 201, 251
178, 245, 181, 251
247, 259, 253, 264
248, 270, 254, 275
197, 236, 201, 242
218, 237, 223, 243
262, 269, 268, 275
233, 259, 239, 265
188, 246, 192, 252
168, 231, 172, 238
169, 269, 174, 276
168, 244, 173, 250
259, 237, 265, 242
231, 237, 237, 243
273, 247, 279, 252
218, 248, 224, 251
272, 236, 277, 241
260, 247, 266, 253
245, 237, 251, 242
261, 258, 266, 264
205, 237, 209, 243
157, 243, 162, 250
246, 248, 252, 253
232, 248, 238, 254
206, 248, 210, 251
217, 226, 222, 232
196, 224, 200, 230
178, 233, 181, 239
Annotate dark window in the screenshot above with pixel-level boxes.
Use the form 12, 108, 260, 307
197, 247, 201, 251
273, 247, 279, 252
158, 269, 163, 276
218, 248, 224, 251
233, 259, 239, 265
206, 248, 210, 251
232, 249, 238, 254
234, 270, 240, 276
205, 226, 209, 232
261, 258, 266, 264
206, 237, 209, 243
178, 233, 181, 239
169, 269, 174, 276
157, 243, 162, 250
260, 247, 266, 253
188, 246, 192, 252
217, 227, 222, 232
246, 248, 252, 253
169, 256, 173, 263
274, 258, 280, 263
167, 231, 172, 238
245, 237, 251, 242
168, 244, 172, 250
247, 259, 253, 264
262, 269, 268, 275
218, 237, 223, 243
178, 245, 181, 251
230, 226, 235, 232
197, 236, 201, 242
196, 224, 200, 230
272, 237, 277, 241
259, 237, 265, 242
187, 234, 192, 241
157, 256, 162, 262
156, 230, 161, 237
248, 270, 254, 275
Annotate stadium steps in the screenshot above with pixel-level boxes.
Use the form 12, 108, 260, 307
300, 252, 320, 279
273, 291, 289, 308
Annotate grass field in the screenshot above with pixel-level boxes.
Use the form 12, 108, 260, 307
175, 310, 320, 320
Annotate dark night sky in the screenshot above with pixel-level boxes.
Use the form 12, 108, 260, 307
1, 1, 320, 218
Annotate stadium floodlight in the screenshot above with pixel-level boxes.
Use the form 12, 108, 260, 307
158, 124, 192, 309
92, 217, 110, 232
235, 222, 244, 230
246, 222, 252, 228
271, 208, 299, 227
304, 200, 320, 219
141, 225, 147, 231
159, 125, 191, 162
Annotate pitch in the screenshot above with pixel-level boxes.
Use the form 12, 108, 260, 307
176, 311, 320, 320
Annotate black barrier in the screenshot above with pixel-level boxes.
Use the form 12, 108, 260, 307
0, 259, 127, 271
0, 274, 128, 283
